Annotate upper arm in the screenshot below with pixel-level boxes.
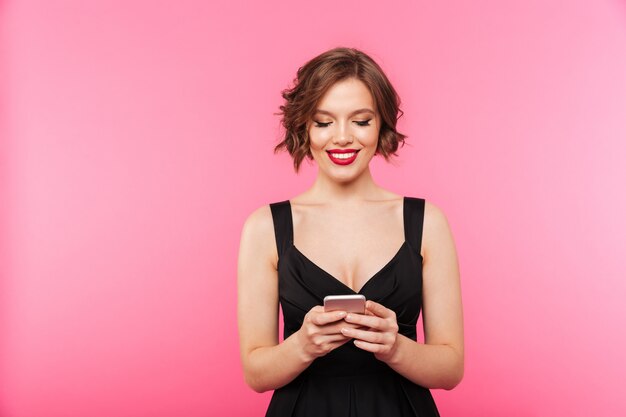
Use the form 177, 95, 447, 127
421, 201, 464, 358
237, 205, 280, 368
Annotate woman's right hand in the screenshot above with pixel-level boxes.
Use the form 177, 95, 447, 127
295, 305, 363, 362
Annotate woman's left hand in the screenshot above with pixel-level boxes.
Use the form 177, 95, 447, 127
341, 300, 400, 363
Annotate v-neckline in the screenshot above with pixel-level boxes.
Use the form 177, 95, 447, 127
290, 241, 407, 294
287, 196, 407, 295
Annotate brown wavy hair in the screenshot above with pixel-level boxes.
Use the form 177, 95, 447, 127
274, 47, 407, 173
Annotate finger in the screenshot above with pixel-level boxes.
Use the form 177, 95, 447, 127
341, 327, 387, 344
322, 321, 363, 335
317, 333, 352, 343
344, 312, 384, 329
341, 321, 366, 330
352, 339, 385, 353
312, 310, 347, 326
328, 338, 353, 350
365, 300, 396, 319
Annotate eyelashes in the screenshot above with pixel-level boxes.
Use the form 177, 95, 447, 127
314, 121, 332, 128
313, 119, 372, 128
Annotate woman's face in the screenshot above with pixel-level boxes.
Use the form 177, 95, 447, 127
308, 77, 381, 182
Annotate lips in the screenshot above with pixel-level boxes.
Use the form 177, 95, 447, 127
326, 149, 360, 165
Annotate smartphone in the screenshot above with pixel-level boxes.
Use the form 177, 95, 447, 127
323, 294, 366, 314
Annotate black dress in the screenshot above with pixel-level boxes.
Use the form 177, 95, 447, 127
266, 196, 441, 417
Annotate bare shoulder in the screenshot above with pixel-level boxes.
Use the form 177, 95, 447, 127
242, 204, 274, 235
239, 204, 278, 269
422, 200, 455, 261
423, 200, 450, 229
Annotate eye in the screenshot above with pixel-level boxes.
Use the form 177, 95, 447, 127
314, 121, 332, 128
355, 119, 372, 127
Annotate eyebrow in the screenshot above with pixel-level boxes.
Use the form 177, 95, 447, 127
314, 108, 375, 117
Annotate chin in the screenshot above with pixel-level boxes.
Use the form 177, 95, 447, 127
330, 170, 364, 183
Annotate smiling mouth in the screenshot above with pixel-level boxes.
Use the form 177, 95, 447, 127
329, 151, 357, 159
326, 149, 360, 165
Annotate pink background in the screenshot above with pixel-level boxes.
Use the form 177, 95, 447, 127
2, 0, 626, 416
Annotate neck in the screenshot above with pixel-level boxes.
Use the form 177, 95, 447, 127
306, 166, 381, 206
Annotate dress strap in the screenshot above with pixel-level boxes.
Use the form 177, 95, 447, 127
404, 196, 426, 257
269, 200, 294, 260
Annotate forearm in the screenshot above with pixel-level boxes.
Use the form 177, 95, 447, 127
384, 334, 463, 390
244, 330, 312, 393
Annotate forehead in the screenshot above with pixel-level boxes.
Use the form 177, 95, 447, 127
315, 78, 375, 114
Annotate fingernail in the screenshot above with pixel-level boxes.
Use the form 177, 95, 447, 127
337, 311, 346, 317
346, 314, 353, 321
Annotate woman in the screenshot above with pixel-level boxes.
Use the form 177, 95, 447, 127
237, 47, 464, 417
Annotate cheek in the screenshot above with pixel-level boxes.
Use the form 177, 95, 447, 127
309, 129, 331, 149
357, 128, 380, 147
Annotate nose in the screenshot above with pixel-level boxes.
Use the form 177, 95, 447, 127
333, 121, 353, 145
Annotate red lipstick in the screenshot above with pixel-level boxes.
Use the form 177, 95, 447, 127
326, 149, 360, 165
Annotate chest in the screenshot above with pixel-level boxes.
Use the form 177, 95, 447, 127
291, 207, 405, 291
